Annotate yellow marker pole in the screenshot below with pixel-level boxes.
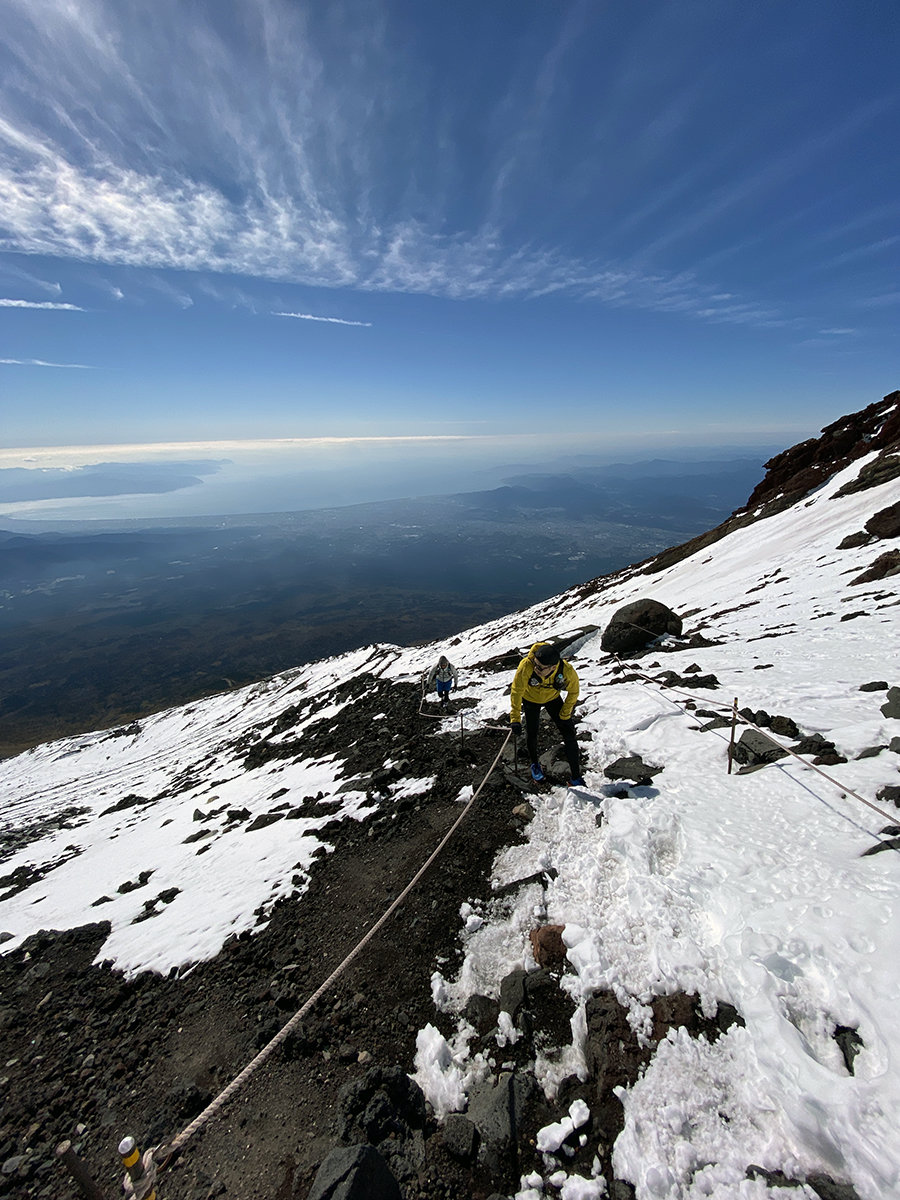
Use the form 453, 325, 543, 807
118, 1136, 158, 1200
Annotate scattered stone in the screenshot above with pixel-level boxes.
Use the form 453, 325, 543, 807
305, 1144, 401, 1200
793, 733, 838, 757
499, 967, 527, 1020
697, 715, 731, 731
861, 836, 900, 857
876, 786, 900, 807
838, 531, 874, 549
116, 870, 154, 894
529, 925, 567, 969
464, 993, 500, 1035
245, 811, 286, 832
864, 499, 900, 538
747, 1165, 862, 1199
851, 551, 900, 585
604, 755, 663, 785
856, 745, 885, 759
656, 669, 720, 689
859, 680, 888, 692
441, 1114, 478, 1162
99, 793, 151, 816
466, 1071, 539, 1165
732, 730, 788, 767
834, 1025, 864, 1075
880, 687, 900, 719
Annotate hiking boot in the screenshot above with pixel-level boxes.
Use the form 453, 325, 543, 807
570, 776, 585, 787
530, 762, 545, 782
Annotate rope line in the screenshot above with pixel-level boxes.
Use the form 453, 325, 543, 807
164, 641, 892, 1156
166, 725, 512, 1156
614, 656, 899, 830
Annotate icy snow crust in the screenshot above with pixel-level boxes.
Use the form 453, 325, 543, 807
2, 455, 899, 1198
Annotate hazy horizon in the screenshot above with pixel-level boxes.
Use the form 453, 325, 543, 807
0, 433, 790, 525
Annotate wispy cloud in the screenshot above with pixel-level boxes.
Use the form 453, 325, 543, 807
0, 357, 94, 368
0, 0, 894, 339
274, 311, 372, 327
856, 291, 900, 309
0, 298, 85, 310
0, 262, 62, 296
0, 0, 791, 331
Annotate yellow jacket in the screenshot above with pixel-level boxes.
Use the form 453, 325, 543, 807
510, 642, 579, 723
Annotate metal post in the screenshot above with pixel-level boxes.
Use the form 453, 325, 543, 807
119, 1136, 158, 1200
55, 1140, 109, 1200
727, 697, 738, 774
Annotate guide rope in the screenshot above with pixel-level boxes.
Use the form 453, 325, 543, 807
614, 655, 899, 830
163, 723, 512, 1158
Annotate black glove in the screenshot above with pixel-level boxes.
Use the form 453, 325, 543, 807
510, 721, 522, 736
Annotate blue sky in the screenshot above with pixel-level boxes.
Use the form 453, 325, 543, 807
1, 0, 898, 457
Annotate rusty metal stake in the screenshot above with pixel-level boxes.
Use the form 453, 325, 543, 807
55, 1140, 109, 1200
727, 697, 739, 774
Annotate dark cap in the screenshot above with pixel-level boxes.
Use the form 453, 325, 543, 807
534, 643, 559, 665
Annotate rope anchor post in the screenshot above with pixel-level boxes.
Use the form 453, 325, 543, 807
119, 1136, 158, 1200
55, 1140, 109, 1200
727, 696, 739, 774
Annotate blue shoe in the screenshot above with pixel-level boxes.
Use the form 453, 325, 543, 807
570, 776, 585, 788
530, 763, 545, 782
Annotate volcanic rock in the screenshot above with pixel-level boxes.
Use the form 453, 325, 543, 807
601, 599, 682, 655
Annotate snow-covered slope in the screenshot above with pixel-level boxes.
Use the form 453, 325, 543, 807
2, 414, 899, 1200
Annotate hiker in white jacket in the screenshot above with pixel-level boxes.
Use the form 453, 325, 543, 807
425, 656, 458, 706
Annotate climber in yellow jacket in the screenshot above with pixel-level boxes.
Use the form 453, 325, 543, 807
509, 641, 584, 786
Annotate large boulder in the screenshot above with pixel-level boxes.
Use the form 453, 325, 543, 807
601, 599, 682, 655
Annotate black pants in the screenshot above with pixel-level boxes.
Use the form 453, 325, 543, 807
523, 696, 581, 775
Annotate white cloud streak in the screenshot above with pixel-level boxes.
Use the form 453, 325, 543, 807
274, 311, 372, 327
0, 357, 94, 368
0, 298, 85, 310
